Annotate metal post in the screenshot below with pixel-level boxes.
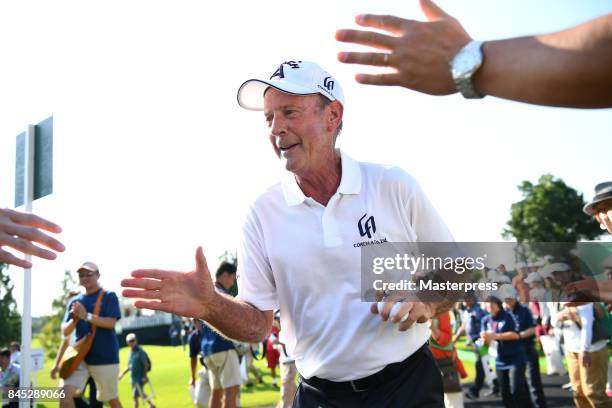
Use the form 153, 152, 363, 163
19, 124, 35, 408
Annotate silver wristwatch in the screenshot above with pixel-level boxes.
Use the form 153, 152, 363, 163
86, 312, 93, 322
451, 40, 485, 99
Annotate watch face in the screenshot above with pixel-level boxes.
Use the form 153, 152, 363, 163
452, 42, 483, 79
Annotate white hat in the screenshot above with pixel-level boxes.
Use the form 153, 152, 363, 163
539, 262, 570, 279
494, 273, 511, 283
237, 60, 345, 111
515, 261, 527, 270
524, 272, 543, 284
126, 333, 137, 342
499, 284, 518, 300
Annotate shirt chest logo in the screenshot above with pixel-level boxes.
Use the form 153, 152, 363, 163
353, 213, 388, 248
358, 213, 377, 239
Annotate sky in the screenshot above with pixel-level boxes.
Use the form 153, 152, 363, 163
1, 0, 611, 317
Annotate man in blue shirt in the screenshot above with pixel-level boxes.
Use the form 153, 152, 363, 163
453, 292, 495, 399
200, 262, 241, 408
501, 285, 547, 408
60, 262, 123, 408
481, 292, 532, 408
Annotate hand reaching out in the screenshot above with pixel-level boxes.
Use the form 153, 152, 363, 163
121, 247, 217, 319
0, 208, 64, 268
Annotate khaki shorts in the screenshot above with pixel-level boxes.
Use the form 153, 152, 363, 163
203, 349, 241, 390
60, 362, 119, 402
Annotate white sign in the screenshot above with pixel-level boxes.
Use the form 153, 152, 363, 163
31, 348, 44, 372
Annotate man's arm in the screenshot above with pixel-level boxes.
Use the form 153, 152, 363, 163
336, 0, 612, 108
121, 247, 272, 343
72, 301, 118, 330
476, 15, 612, 108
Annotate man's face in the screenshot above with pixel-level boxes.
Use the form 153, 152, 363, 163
263, 89, 335, 176
128, 339, 137, 349
0, 356, 8, 368
78, 269, 99, 290
218, 272, 236, 290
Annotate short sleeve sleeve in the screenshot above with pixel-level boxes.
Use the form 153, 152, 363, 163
63, 299, 75, 323
103, 292, 122, 320
405, 178, 455, 243
236, 209, 279, 311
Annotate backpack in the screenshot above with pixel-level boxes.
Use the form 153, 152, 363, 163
140, 348, 152, 372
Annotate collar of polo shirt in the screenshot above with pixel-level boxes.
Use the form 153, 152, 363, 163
281, 150, 362, 206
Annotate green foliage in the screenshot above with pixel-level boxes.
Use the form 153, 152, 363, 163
0, 263, 21, 346
503, 174, 603, 255
38, 270, 78, 359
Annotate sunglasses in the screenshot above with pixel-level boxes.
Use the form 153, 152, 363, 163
77, 271, 97, 278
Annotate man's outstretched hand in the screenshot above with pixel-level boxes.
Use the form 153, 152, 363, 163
121, 247, 217, 319
336, 0, 470, 95
0, 208, 65, 268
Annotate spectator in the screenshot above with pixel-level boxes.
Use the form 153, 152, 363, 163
336, 0, 612, 108
188, 319, 202, 388
481, 293, 532, 407
500, 285, 547, 408
200, 261, 241, 408
513, 263, 530, 303
7, 343, 20, 366
430, 311, 467, 408
119, 333, 155, 408
60, 262, 123, 408
265, 325, 280, 389
272, 311, 297, 408
0, 208, 64, 268
0, 348, 19, 408
557, 302, 610, 407
452, 292, 494, 399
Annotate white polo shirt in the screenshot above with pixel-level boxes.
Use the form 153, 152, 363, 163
237, 150, 454, 381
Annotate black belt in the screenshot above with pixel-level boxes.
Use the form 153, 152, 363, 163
302, 343, 428, 393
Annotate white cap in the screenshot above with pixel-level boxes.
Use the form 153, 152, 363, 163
494, 273, 511, 283
499, 284, 518, 300
126, 333, 137, 342
524, 272, 543, 284
237, 60, 345, 111
539, 262, 570, 279
515, 261, 527, 270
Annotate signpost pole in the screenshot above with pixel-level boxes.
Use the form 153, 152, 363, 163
19, 124, 35, 408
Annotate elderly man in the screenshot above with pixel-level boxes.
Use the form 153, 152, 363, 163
122, 60, 455, 407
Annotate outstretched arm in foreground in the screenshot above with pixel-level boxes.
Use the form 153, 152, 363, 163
121, 247, 272, 343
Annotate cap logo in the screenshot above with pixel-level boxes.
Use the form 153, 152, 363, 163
323, 76, 334, 91
270, 60, 302, 80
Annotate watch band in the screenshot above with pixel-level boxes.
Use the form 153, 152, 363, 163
451, 40, 485, 99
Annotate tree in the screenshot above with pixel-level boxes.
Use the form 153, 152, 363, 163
39, 270, 78, 359
503, 174, 603, 257
0, 263, 21, 346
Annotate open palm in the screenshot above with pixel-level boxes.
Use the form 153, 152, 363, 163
121, 247, 216, 319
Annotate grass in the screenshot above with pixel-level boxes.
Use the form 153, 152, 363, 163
33, 344, 280, 407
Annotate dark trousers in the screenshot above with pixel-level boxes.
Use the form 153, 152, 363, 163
497, 364, 533, 408
293, 346, 444, 408
525, 345, 547, 408
469, 343, 486, 395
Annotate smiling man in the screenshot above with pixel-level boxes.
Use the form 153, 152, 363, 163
122, 60, 455, 407
60, 262, 123, 408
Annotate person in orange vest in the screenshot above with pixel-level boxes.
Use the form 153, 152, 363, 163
430, 311, 468, 408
